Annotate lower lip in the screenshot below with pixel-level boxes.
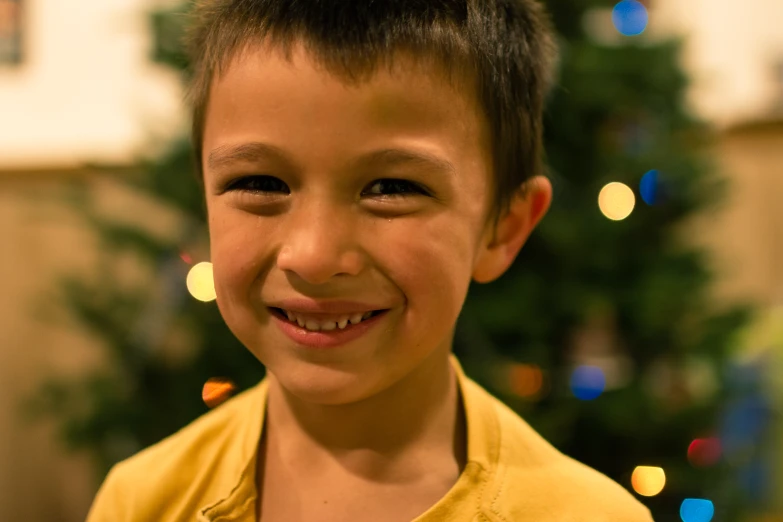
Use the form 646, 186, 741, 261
269, 308, 390, 349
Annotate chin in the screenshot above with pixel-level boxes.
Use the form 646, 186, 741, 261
271, 362, 380, 405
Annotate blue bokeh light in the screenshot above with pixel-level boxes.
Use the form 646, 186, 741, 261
738, 458, 769, 502
639, 169, 673, 205
612, 0, 649, 36
721, 395, 769, 455
680, 499, 715, 522
571, 366, 606, 400
639, 170, 658, 205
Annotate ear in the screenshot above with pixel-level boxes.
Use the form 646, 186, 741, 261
472, 175, 552, 284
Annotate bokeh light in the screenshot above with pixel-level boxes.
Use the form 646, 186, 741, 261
187, 261, 217, 302
598, 182, 635, 221
688, 438, 722, 467
571, 366, 606, 400
202, 377, 237, 409
508, 363, 544, 398
612, 0, 648, 36
680, 499, 715, 522
631, 466, 666, 497
639, 169, 660, 205
179, 251, 193, 264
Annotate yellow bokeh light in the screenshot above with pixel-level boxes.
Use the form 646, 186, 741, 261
598, 182, 635, 221
186, 261, 217, 302
631, 466, 666, 497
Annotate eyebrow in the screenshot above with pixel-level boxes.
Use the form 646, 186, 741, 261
207, 141, 456, 177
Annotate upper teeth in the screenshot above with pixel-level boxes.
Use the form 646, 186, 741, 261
283, 310, 375, 331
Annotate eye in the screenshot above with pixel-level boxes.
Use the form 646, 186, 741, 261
363, 179, 429, 198
222, 176, 429, 199
225, 175, 289, 195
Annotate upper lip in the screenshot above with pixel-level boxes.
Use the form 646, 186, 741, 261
267, 298, 389, 316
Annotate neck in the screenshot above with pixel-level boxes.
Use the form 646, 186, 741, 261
262, 348, 467, 484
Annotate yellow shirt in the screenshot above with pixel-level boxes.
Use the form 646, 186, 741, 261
86, 355, 654, 521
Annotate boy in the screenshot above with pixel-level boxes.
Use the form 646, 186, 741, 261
87, 0, 654, 520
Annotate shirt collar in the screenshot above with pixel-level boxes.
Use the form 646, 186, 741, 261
197, 378, 269, 522
449, 354, 500, 474
197, 354, 499, 521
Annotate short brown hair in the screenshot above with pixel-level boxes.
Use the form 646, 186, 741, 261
184, 0, 558, 234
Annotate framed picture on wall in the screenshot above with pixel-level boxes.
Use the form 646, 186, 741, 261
0, 0, 22, 64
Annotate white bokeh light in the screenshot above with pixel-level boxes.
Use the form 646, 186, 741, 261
186, 262, 217, 302
598, 182, 636, 221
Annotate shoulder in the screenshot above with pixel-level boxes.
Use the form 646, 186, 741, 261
114, 382, 258, 485
498, 451, 656, 521
471, 383, 654, 521
85, 382, 264, 522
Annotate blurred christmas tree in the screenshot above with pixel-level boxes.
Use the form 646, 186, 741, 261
29, 1, 755, 520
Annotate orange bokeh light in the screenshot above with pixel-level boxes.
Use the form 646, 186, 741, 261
202, 377, 237, 409
509, 363, 544, 398
631, 466, 666, 497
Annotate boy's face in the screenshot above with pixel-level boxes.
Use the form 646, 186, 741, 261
202, 41, 550, 404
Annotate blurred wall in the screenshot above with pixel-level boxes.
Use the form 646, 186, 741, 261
584, 0, 783, 127
685, 120, 783, 308
653, 0, 783, 127
0, 171, 102, 521
0, 169, 184, 521
1, 1, 185, 518
0, 0, 184, 170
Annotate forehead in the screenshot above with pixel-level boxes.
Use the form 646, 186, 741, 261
202, 40, 490, 170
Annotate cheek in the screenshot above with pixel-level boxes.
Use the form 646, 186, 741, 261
384, 213, 477, 323
208, 210, 265, 313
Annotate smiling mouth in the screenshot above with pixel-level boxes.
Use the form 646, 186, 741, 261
268, 307, 387, 327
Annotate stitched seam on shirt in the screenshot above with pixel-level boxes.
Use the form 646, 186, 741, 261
473, 462, 491, 513
488, 404, 508, 522
477, 508, 506, 522
489, 478, 508, 522
200, 387, 265, 522
211, 491, 256, 522
200, 467, 251, 521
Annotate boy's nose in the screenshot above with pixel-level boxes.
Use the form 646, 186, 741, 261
275, 210, 365, 285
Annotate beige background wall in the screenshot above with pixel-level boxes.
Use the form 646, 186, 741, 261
0, 169, 185, 521
0, 0, 184, 170
1, 172, 100, 521
686, 121, 783, 308
653, 0, 783, 127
